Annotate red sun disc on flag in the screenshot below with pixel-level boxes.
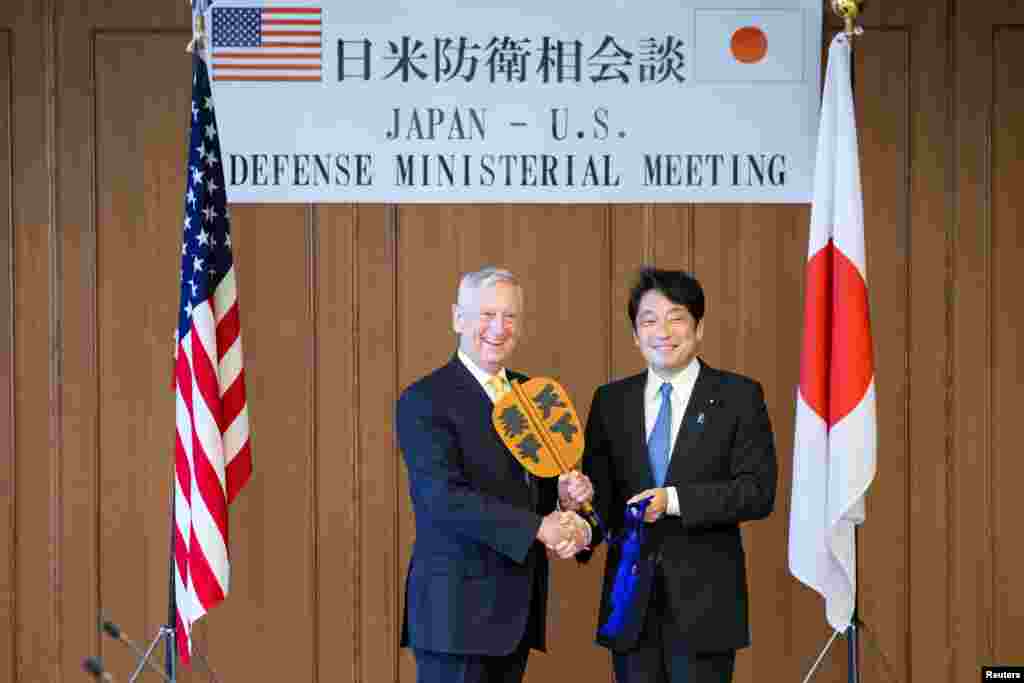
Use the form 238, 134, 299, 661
730, 26, 768, 64
799, 240, 875, 429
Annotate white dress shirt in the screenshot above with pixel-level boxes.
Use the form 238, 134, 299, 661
644, 357, 701, 517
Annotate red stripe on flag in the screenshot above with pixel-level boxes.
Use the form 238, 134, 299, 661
174, 523, 189, 584
262, 6, 321, 13
799, 239, 874, 428
211, 63, 321, 70
213, 75, 322, 82
220, 377, 246, 430
191, 327, 225, 428
192, 436, 230, 541
174, 350, 194, 501
175, 612, 191, 666
226, 441, 253, 504
189, 535, 227, 608
262, 30, 320, 36
263, 18, 321, 25
175, 346, 194, 413
175, 430, 191, 505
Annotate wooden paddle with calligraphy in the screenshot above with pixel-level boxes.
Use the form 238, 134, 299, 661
492, 378, 601, 527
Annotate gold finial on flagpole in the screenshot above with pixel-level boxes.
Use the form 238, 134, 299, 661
186, 3, 207, 54
831, 0, 864, 37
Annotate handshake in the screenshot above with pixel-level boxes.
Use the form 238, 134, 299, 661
536, 471, 595, 559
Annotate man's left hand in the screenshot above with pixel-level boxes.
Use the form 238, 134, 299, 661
558, 471, 594, 511
627, 488, 667, 523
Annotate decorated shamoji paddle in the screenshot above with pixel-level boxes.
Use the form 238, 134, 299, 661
492, 378, 602, 531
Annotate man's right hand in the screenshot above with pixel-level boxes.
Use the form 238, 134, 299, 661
537, 510, 587, 558
537, 510, 571, 547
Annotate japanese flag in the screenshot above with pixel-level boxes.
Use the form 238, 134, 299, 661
788, 33, 877, 633
693, 9, 805, 83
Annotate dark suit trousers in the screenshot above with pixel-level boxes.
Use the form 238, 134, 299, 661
612, 573, 736, 683
413, 559, 542, 683
414, 639, 530, 683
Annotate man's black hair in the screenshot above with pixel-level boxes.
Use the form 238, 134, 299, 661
627, 267, 705, 329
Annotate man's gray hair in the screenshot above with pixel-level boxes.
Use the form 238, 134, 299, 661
456, 266, 520, 305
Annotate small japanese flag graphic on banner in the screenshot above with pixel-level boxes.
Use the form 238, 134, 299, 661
788, 33, 876, 633
693, 9, 805, 82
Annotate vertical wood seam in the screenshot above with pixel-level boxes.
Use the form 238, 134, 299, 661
308, 204, 319, 683
88, 27, 102, 668
644, 204, 654, 265
2, 25, 16, 683
901, 26, 913, 683
943, 1, 956, 677
351, 206, 361, 683
605, 205, 613, 382
389, 204, 400, 683
986, 24, 1001, 663
687, 204, 695, 273
45, 1, 64, 679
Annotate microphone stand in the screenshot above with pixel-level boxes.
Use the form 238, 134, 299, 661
99, 617, 172, 683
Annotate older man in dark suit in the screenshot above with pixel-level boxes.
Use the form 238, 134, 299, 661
572, 267, 777, 683
396, 266, 593, 683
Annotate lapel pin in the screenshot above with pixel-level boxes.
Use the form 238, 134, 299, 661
697, 412, 705, 425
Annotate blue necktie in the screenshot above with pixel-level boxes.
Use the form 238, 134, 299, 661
648, 383, 673, 487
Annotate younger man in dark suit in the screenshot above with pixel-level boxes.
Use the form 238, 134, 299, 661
573, 267, 777, 683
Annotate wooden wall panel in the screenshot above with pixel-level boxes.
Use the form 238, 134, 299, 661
990, 25, 1024, 670
0, 26, 14, 683
9, 0, 57, 681
357, 207, 399, 683
205, 203, 317, 681
94, 31, 192, 681
855, 28, 911, 683
609, 206, 649, 379
906, 2, 954, 681
315, 205, 359, 682
58, 0, 191, 676
951, 6, 992, 683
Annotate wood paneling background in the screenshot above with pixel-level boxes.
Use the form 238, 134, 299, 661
2, 0, 1021, 681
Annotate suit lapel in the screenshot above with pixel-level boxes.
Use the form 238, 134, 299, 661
621, 374, 656, 491
663, 360, 722, 485
446, 357, 536, 503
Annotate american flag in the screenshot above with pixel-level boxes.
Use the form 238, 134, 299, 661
210, 5, 323, 82
174, 54, 253, 664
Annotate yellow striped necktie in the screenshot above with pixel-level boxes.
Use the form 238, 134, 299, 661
487, 374, 510, 401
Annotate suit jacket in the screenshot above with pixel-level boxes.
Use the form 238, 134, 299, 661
397, 356, 558, 656
582, 359, 777, 654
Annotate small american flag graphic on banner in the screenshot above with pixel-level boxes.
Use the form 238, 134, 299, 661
174, 54, 253, 664
211, 5, 323, 82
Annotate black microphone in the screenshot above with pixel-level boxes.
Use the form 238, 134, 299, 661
100, 620, 122, 641
81, 656, 113, 682
97, 615, 171, 683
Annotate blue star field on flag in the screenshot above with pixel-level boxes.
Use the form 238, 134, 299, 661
178, 55, 235, 344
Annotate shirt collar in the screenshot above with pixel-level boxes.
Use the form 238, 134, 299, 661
645, 356, 700, 402
458, 349, 508, 391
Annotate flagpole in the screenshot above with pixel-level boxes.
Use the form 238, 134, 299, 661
165, 4, 209, 680
166, 469, 178, 683
830, 5, 864, 683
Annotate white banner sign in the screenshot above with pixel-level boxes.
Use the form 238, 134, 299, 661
206, 0, 822, 203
